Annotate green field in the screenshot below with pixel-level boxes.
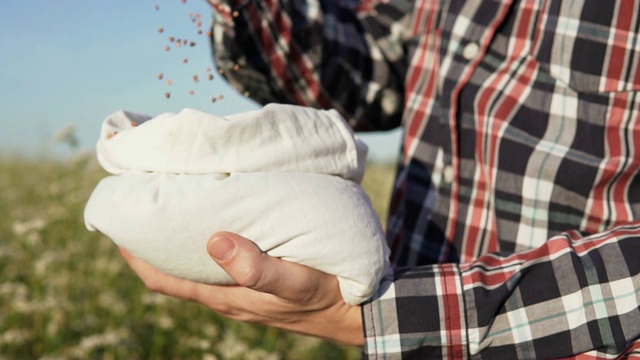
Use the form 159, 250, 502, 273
0, 153, 395, 359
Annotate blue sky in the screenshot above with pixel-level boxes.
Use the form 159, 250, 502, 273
0, 0, 400, 162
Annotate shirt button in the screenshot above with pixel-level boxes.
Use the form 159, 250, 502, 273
443, 165, 454, 184
462, 42, 480, 60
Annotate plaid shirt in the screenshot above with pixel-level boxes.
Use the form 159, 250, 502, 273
209, 0, 640, 358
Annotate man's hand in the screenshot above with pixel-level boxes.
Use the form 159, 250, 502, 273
119, 231, 364, 346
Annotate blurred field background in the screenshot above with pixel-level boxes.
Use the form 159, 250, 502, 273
0, 151, 396, 360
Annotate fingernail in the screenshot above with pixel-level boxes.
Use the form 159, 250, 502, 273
209, 237, 237, 262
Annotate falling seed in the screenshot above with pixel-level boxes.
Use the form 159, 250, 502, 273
158, 27, 164, 33
182, 39, 188, 45
189, 41, 196, 47
243, 91, 249, 97
164, 45, 170, 51
198, 29, 203, 35
182, 58, 188, 64
193, 75, 199, 82
169, 36, 175, 42
218, 94, 224, 99
189, 90, 194, 95
233, 64, 240, 71
218, 68, 225, 75
196, 20, 202, 27
196, 13, 202, 18
211, 97, 217, 103
232, 10, 239, 17
155, 5, 159, 10
181, 0, 186, 3
208, 74, 214, 81
165, 92, 171, 99
175, 41, 181, 48
131, 122, 138, 127
206, 67, 212, 72
166, 79, 172, 85
206, 31, 212, 37
157, 73, 164, 80
107, 133, 114, 139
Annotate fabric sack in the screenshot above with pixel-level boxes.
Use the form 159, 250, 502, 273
84, 104, 389, 305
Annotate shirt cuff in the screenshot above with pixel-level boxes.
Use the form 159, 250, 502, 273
361, 264, 469, 359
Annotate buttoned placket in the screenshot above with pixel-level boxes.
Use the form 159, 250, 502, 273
436, 2, 502, 246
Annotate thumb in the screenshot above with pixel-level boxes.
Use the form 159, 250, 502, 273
207, 231, 278, 292
207, 232, 333, 301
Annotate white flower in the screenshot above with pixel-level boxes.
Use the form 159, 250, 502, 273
0, 329, 33, 345
12, 218, 46, 236
69, 329, 130, 358
217, 332, 249, 359
156, 315, 175, 330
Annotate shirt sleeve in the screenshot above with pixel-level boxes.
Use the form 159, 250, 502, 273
206, 0, 413, 131
363, 223, 640, 359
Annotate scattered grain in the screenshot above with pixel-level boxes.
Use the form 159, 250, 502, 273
157, 73, 163, 80
158, 27, 164, 33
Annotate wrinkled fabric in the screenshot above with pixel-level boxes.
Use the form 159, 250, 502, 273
85, 103, 389, 305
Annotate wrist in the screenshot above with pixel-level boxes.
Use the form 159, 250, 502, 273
317, 304, 364, 347
341, 305, 365, 346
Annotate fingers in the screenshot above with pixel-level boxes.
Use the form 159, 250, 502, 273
207, 232, 339, 303
119, 247, 211, 303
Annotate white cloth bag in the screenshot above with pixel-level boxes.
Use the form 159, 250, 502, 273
84, 104, 389, 305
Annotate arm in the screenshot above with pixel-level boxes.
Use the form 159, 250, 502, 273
121, 225, 640, 357
205, 0, 413, 131
363, 224, 640, 358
